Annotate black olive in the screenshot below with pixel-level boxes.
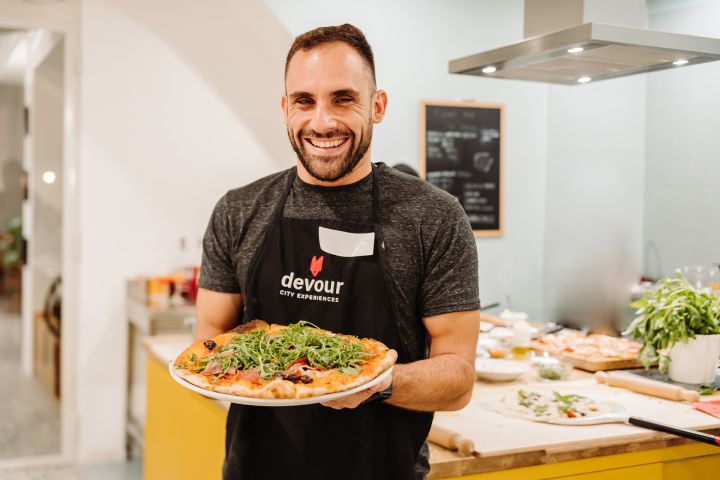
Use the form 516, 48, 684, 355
300, 375, 313, 384
282, 373, 300, 383
203, 339, 217, 351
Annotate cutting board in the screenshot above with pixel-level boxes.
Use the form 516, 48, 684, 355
433, 379, 720, 457
531, 334, 647, 371
555, 352, 644, 372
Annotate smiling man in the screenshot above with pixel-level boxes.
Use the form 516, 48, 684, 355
196, 24, 480, 480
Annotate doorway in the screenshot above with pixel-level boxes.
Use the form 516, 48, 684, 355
0, 27, 64, 463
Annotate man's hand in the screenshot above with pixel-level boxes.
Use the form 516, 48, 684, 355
322, 310, 478, 412
320, 369, 393, 410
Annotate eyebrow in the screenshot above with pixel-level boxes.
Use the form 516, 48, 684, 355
331, 89, 361, 98
287, 89, 362, 101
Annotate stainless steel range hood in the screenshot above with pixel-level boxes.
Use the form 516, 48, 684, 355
449, 4, 720, 85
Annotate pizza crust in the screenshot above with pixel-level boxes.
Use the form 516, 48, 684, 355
488, 389, 617, 423
172, 321, 397, 400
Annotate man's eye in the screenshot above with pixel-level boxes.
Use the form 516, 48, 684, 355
336, 97, 353, 103
296, 98, 313, 105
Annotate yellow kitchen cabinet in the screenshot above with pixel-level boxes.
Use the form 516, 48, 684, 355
144, 354, 225, 480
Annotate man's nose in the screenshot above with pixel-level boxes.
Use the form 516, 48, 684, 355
308, 102, 338, 133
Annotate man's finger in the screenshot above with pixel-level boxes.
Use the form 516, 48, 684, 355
321, 389, 373, 409
320, 372, 393, 409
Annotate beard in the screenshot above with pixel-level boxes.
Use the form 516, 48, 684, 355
288, 120, 373, 182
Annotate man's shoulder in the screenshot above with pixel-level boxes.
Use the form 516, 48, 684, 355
222, 167, 294, 206
376, 163, 461, 221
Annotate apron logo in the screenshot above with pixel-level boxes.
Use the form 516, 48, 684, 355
310, 255, 324, 277
279, 255, 344, 303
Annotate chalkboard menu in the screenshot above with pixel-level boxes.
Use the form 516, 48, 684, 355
420, 101, 503, 236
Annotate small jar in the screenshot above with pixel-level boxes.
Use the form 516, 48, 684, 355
511, 319, 532, 360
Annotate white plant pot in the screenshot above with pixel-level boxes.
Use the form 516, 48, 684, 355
668, 334, 720, 385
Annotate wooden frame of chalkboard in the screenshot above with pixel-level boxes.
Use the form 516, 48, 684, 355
419, 100, 504, 237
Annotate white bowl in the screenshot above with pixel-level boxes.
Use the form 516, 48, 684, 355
475, 359, 530, 382
488, 327, 514, 340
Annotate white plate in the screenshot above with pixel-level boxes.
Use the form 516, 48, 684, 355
475, 359, 529, 382
168, 362, 394, 407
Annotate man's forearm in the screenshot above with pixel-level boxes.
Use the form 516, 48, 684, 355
195, 323, 226, 342
385, 354, 475, 411
194, 289, 243, 341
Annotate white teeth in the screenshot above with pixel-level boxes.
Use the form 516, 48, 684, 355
309, 138, 346, 148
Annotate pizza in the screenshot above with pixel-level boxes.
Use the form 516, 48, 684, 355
493, 389, 616, 422
532, 332, 641, 360
172, 320, 397, 399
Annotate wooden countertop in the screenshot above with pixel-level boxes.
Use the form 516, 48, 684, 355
430, 366, 720, 478
143, 335, 720, 479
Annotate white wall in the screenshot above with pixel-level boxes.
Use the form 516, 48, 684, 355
542, 0, 647, 331
77, 0, 292, 462
643, 0, 720, 277
543, 76, 646, 331
263, 0, 551, 319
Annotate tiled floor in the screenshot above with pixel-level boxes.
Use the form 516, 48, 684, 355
0, 304, 61, 460
0, 460, 143, 480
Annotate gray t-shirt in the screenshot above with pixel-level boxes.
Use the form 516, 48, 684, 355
199, 162, 480, 360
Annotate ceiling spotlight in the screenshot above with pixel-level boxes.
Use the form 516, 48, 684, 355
577, 76, 592, 83
42, 171, 56, 184
481, 65, 497, 74
673, 59, 689, 66
567, 47, 584, 54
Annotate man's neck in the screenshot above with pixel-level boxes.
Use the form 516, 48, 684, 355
296, 157, 372, 187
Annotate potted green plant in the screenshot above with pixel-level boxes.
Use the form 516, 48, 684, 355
623, 275, 720, 384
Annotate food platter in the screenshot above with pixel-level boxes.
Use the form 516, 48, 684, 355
169, 361, 393, 407
531, 331, 646, 371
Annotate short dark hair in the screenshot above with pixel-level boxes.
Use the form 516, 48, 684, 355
285, 24, 376, 86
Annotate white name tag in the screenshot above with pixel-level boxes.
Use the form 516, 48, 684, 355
318, 226, 375, 257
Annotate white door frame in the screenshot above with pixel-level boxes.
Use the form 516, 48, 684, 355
0, 5, 80, 469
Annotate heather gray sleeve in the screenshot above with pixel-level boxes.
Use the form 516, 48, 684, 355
198, 194, 241, 293
418, 199, 480, 318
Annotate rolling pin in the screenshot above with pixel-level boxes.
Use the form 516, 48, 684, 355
595, 371, 700, 402
428, 424, 475, 456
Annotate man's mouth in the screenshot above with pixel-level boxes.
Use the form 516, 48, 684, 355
304, 137, 350, 152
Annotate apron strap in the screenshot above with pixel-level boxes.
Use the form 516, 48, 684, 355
242, 169, 296, 321
370, 164, 418, 361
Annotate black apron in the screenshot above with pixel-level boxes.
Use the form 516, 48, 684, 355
222, 165, 432, 480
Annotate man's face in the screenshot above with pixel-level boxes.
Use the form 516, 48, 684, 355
282, 42, 385, 182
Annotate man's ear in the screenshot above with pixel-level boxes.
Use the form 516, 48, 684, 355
281, 95, 288, 123
372, 89, 388, 124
